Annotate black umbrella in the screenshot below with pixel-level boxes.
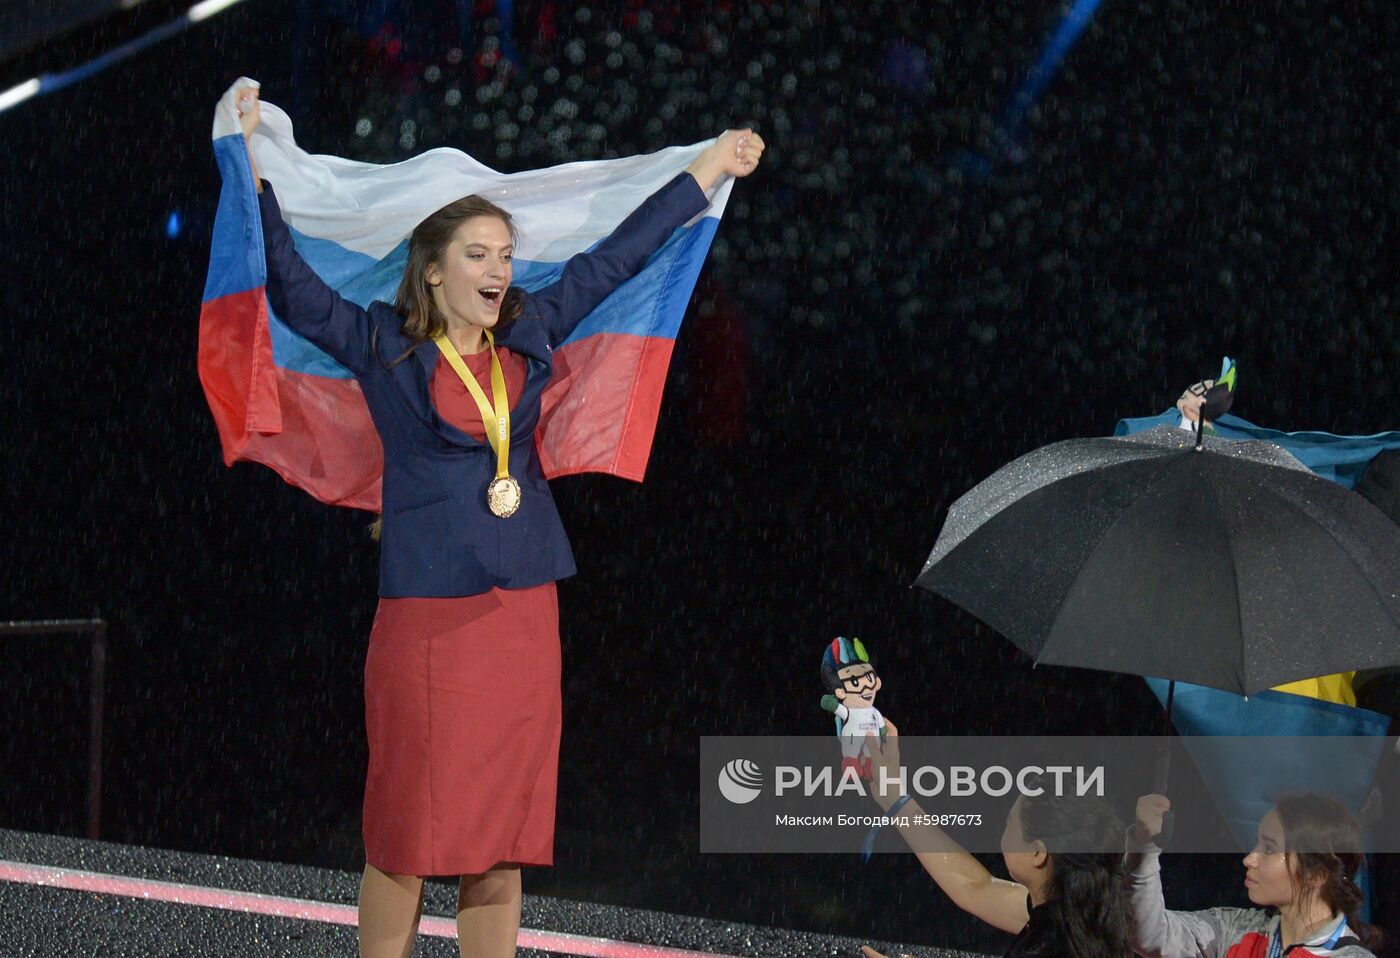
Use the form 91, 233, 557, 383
916, 424, 1400, 698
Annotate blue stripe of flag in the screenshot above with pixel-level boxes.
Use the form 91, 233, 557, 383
270, 220, 717, 380
203, 134, 266, 304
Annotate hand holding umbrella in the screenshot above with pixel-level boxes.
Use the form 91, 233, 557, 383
1132, 793, 1172, 846
1177, 356, 1238, 433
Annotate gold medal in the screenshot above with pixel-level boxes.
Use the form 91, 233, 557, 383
435, 329, 520, 519
487, 475, 522, 518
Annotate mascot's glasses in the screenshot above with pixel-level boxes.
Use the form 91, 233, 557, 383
841, 669, 878, 692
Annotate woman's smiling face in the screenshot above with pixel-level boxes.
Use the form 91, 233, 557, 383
426, 215, 514, 337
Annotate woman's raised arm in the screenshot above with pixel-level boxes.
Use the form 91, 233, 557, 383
235, 86, 375, 375
864, 724, 1033, 936
1128, 795, 1230, 958
529, 129, 765, 347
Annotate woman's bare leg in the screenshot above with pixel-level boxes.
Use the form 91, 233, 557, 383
456, 865, 522, 958
359, 864, 425, 958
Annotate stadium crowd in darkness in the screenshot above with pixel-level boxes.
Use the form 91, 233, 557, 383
0, 0, 1394, 950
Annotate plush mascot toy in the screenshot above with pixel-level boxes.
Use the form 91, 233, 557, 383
820, 636, 886, 780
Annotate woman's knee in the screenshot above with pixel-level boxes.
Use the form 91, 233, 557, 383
363, 863, 427, 893
458, 865, 521, 906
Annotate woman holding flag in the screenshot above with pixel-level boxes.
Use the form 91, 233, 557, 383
232, 86, 763, 958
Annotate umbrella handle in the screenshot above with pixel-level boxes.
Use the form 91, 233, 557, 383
1152, 746, 1175, 847
1156, 810, 1176, 847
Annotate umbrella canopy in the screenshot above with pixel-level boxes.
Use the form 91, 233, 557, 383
916, 425, 1400, 696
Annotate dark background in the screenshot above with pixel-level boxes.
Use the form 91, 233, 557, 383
1, 0, 1396, 952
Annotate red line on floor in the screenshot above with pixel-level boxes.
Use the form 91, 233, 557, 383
0, 859, 747, 958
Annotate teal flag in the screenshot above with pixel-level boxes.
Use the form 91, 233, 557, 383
1115, 410, 1400, 489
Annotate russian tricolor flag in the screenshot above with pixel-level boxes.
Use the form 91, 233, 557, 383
199, 78, 733, 511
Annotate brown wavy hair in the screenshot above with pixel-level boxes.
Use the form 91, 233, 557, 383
387, 194, 526, 366
370, 195, 527, 540
1275, 793, 1384, 951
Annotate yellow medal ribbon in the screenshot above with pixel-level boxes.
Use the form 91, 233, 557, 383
433, 329, 521, 517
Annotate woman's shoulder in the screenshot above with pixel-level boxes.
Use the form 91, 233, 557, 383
362, 302, 420, 362
491, 307, 549, 355
1004, 897, 1089, 957
1192, 905, 1274, 948
366, 302, 409, 336
1327, 944, 1378, 958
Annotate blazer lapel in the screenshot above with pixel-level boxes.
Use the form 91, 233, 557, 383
408, 340, 481, 447
382, 306, 553, 448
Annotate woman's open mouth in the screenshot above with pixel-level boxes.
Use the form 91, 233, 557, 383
479, 287, 503, 308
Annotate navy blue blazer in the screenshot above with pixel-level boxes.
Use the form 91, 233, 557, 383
258, 172, 710, 597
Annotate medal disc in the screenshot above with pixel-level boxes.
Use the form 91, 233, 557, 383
487, 475, 522, 518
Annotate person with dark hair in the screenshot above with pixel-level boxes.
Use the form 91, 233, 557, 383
861, 723, 1133, 958
232, 87, 764, 958
1130, 793, 1383, 958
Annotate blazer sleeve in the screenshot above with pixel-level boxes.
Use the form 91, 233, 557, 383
527, 171, 711, 348
257, 183, 375, 376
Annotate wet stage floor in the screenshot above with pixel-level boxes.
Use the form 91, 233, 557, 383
0, 830, 982, 957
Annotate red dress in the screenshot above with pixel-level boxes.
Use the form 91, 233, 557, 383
362, 345, 562, 876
